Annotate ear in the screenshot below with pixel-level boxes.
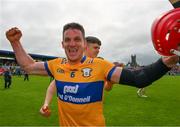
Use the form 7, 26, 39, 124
61, 41, 64, 49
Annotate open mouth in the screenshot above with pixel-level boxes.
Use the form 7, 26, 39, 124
68, 48, 78, 56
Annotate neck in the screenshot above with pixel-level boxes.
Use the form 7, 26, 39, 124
67, 55, 84, 65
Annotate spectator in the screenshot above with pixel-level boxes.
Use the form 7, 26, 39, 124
3, 68, 12, 89
24, 71, 29, 81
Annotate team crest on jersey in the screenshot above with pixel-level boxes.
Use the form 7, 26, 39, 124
81, 68, 92, 77
61, 58, 67, 64
57, 68, 65, 74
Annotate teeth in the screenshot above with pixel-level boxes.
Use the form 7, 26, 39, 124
69, 49, 78, 53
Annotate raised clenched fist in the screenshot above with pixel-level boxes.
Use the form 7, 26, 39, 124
6, 27, 22, 43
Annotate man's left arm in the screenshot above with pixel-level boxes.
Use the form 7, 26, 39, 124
110, 55, 179, 88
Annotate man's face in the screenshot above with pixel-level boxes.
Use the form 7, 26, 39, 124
86, 43, 100, 58
62, 28, 85, 64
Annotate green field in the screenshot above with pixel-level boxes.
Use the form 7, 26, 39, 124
0, 75, 180, 126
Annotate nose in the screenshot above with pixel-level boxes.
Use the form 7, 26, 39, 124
69, 40, 76, 46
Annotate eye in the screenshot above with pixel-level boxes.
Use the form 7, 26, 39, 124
94, 46, 100, 49
74, 37, 82, 42
64, 37, 70, 43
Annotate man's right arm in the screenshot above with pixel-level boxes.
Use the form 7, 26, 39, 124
6, 27, 47, 75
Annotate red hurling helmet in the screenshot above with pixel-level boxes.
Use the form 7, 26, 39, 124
151, 8, 180, 56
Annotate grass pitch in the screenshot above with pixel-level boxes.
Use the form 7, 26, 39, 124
0, 75, 180, 126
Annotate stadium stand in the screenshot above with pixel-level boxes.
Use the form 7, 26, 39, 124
0, 50, 58, 75
0, 50, 58, 61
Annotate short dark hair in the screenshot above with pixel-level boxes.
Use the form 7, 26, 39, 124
85, 36, 101, 46
63, 22, 85, 39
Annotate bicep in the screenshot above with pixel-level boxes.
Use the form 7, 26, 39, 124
28, 62, 48, 75
109, 67, 122, 83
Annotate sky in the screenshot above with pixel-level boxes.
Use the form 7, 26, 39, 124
0, 0, 174, 65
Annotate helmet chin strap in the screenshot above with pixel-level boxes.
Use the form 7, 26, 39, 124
170, 49, 180, 56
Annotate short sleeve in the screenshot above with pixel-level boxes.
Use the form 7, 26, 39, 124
96, 58, 116, 81
44, 58, 61, 77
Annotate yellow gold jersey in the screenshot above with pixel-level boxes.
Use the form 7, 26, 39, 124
44, 56, 115, 126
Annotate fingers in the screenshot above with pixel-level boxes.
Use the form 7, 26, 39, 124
39, 105, 51, 117
162, 55, 179, 68
6, 27, 22, 43
6, 27, 21, 36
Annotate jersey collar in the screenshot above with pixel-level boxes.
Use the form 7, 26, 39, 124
80, 56, 86, 63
